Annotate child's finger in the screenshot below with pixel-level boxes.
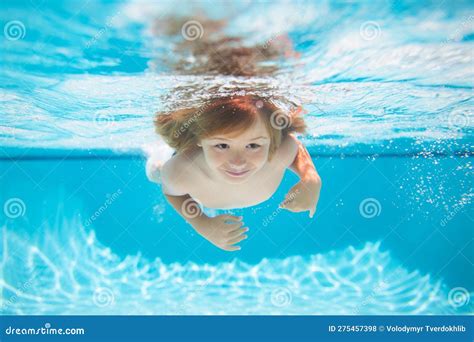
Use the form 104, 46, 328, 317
281, 200, 299, 211
223, 245, 241, 252
228, 227, 249, 239
281, 205, 299, 213
279, 199, 293, 208
311, 203, 318, 217
228, 235, 248, 245
221, 214, 243, 223
226, 221, 244, 231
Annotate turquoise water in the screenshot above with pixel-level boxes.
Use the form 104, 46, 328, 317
1, 0, 473, 315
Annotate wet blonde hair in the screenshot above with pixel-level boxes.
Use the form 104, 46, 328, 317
154, 96, 306, 159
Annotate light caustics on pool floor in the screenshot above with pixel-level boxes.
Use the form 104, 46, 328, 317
0, 216, 471, 315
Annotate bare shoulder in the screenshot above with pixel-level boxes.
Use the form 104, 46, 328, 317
270, 133, 299, 169
161, 150, 200, 196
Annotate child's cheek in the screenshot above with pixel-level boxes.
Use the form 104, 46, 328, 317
209, 150, 226, 167
250, 148, 268, 166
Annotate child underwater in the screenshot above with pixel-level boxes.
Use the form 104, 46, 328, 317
147, 17, 321, 251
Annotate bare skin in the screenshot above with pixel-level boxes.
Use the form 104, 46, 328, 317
149, 116, 321, 251
149, 15, 316, 251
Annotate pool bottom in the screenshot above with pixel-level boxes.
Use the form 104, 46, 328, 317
1, 219, 471, 315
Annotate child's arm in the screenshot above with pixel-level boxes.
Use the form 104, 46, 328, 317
164, 194, 248, 251
161, 157, 248, 251
279, 135, 322, 218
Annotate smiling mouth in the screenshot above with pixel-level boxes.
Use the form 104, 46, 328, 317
224, 169, 250, 177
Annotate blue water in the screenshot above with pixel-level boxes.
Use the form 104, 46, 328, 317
1, 0, 473, 315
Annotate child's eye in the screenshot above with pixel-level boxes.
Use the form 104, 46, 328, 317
214, 143, 229, 150
246, 143, 261, 150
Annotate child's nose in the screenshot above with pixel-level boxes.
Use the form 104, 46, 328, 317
228, 153, 246, 168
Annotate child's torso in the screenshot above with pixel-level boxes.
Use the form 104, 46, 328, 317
187, 153, 286, 209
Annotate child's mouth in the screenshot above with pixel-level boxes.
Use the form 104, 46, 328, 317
224, 169, 250, 177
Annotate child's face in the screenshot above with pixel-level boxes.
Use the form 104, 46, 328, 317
200, 115, 271, 184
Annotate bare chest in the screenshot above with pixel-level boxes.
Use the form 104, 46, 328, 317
190, 167, 286, 209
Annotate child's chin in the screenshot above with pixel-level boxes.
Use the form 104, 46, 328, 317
224, 177, 250, 184
221, 171, 253, 183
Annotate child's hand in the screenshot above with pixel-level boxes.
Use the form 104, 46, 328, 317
193, 214, 249, 251
279, 177, 321, 218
